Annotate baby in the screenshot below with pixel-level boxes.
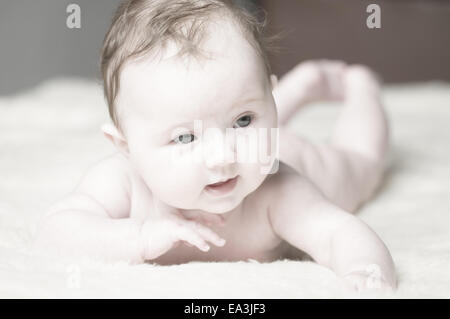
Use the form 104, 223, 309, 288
33, 0, 396, 292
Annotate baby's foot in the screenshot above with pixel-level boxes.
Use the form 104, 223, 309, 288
290, 60, 347, 103
276, 60, 347, 125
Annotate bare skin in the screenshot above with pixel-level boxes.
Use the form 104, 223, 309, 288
33, 20, 396, 293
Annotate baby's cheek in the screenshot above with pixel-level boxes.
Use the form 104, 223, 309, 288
238, 163, 267, 195
150, 161, 205, 207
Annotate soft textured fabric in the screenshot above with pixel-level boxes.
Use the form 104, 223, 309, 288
0, 78, 449, 298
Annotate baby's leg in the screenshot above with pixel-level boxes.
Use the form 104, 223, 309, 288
277, 62, 388, 212
330, 66, 388, 163
273, 60, 347, 125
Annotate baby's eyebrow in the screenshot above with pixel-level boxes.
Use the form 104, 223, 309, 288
237, 96, 263, 105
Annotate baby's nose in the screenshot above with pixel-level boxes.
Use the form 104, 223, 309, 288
203, 129, 236, 169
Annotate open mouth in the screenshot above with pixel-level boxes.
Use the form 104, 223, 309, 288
205, 176, 239, 196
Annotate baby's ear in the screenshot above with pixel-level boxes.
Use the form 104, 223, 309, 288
270, 74, 278, 92
101, 123, 130, 157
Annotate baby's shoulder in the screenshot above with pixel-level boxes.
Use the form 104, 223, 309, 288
78, 152, 132, 187
74, 152, 132, 218
261, 161, 305, 188
250, 162, 305, 207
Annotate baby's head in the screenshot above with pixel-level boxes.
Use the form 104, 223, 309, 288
100, 0, 279, 214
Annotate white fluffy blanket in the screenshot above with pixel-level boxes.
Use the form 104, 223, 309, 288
1, 78, 449, 298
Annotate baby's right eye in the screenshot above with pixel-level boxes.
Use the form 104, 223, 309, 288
173, 133, 196, 144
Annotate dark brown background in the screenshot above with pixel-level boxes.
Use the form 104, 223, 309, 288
1, 0, 449, 95
259, 0, 450, 82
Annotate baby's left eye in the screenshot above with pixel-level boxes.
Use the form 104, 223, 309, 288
173, 133, 196, 144
233, 115, 252, 128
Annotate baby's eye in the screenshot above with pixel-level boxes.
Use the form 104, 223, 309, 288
233, 114, 253, 128
173, 133, 196, 144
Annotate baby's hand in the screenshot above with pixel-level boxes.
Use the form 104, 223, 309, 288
341, 265, 396, 293
138, 199, 226, 261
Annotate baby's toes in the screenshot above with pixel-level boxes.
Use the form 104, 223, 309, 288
304, 59, 348, 101
315, 60, 346, 97
317, 59, 347, 76
291, 60, 324, 94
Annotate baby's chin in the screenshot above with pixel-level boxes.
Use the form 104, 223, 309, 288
164, 187, 244, 214
197, 195, 244, 214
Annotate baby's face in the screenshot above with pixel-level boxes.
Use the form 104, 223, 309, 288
117, 24, 277, 214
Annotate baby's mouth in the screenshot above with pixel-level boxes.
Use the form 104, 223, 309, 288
205, 176, 239, 196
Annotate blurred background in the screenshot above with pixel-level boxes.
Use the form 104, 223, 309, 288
1, 0, 450, 298
1, 0, 450, 96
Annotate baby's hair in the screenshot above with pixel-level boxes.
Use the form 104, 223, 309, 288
100, 0, 278, 132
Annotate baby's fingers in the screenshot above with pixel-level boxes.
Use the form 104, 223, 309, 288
185, 221, 226, 247
175, 225, 211, 252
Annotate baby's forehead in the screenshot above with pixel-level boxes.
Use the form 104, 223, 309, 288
117, 30, 269, 125
122, 60, 265, 121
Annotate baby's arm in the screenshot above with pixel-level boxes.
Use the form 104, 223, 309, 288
268, 173, 396, 291
33, 155, 226, 263
32, 156, 144, 263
